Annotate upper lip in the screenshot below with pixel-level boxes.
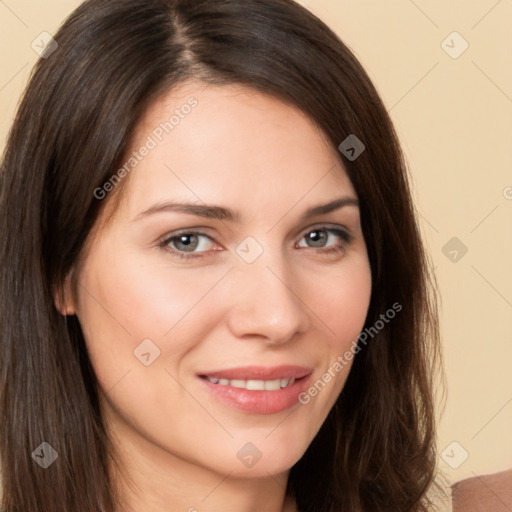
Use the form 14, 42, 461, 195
198, 365, 313, 381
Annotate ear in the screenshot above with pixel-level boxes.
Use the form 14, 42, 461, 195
53, 271, 76, 316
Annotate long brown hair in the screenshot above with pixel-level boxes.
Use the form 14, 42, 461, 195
0, 0, 442, 510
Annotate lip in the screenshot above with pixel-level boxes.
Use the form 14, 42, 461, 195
198, 365, 313, 381
197, 365, 313, 415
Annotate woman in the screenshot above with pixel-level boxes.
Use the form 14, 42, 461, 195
0, 0, 443, 511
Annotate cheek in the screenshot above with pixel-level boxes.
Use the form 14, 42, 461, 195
293, 258, 371, 415
313, 257, 372, 350
74, 246, 229, 384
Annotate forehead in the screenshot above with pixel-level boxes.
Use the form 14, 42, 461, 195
107, 80, 356, 223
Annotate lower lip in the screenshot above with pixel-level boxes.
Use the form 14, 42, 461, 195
198, 375, 311, 414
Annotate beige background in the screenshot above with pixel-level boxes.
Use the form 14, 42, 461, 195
1, 0, 511, 503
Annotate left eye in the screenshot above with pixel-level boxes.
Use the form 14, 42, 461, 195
297, 227, 350, 249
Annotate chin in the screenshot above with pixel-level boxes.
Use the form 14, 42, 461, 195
224, 454, 300, 479
208, 433, 311, 479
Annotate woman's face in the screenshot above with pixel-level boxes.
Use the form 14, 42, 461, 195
66, 81, 372, 478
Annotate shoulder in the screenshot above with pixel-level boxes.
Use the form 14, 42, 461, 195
451, 469, 512, 511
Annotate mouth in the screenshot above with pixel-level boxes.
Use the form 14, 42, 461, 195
200, 376, 298, 390
197, 365, 313, 414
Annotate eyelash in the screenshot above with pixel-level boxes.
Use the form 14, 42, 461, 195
160, 225, 353, 261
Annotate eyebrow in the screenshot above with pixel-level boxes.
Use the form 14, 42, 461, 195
133, 196, 359, 223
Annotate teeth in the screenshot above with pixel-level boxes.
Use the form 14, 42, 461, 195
205, 376, 296, 390
247, 379, 265, 390
265, 379, 281, 391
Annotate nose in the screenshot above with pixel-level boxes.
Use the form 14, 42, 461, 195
225, 250, 310, 345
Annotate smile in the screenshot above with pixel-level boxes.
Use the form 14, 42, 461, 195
197, 365, 313, 414
202, 376, 296, 390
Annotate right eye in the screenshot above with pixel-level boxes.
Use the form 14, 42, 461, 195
161, 230, 219, 260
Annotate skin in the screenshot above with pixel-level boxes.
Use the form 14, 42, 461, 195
58, 80, 372, 512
